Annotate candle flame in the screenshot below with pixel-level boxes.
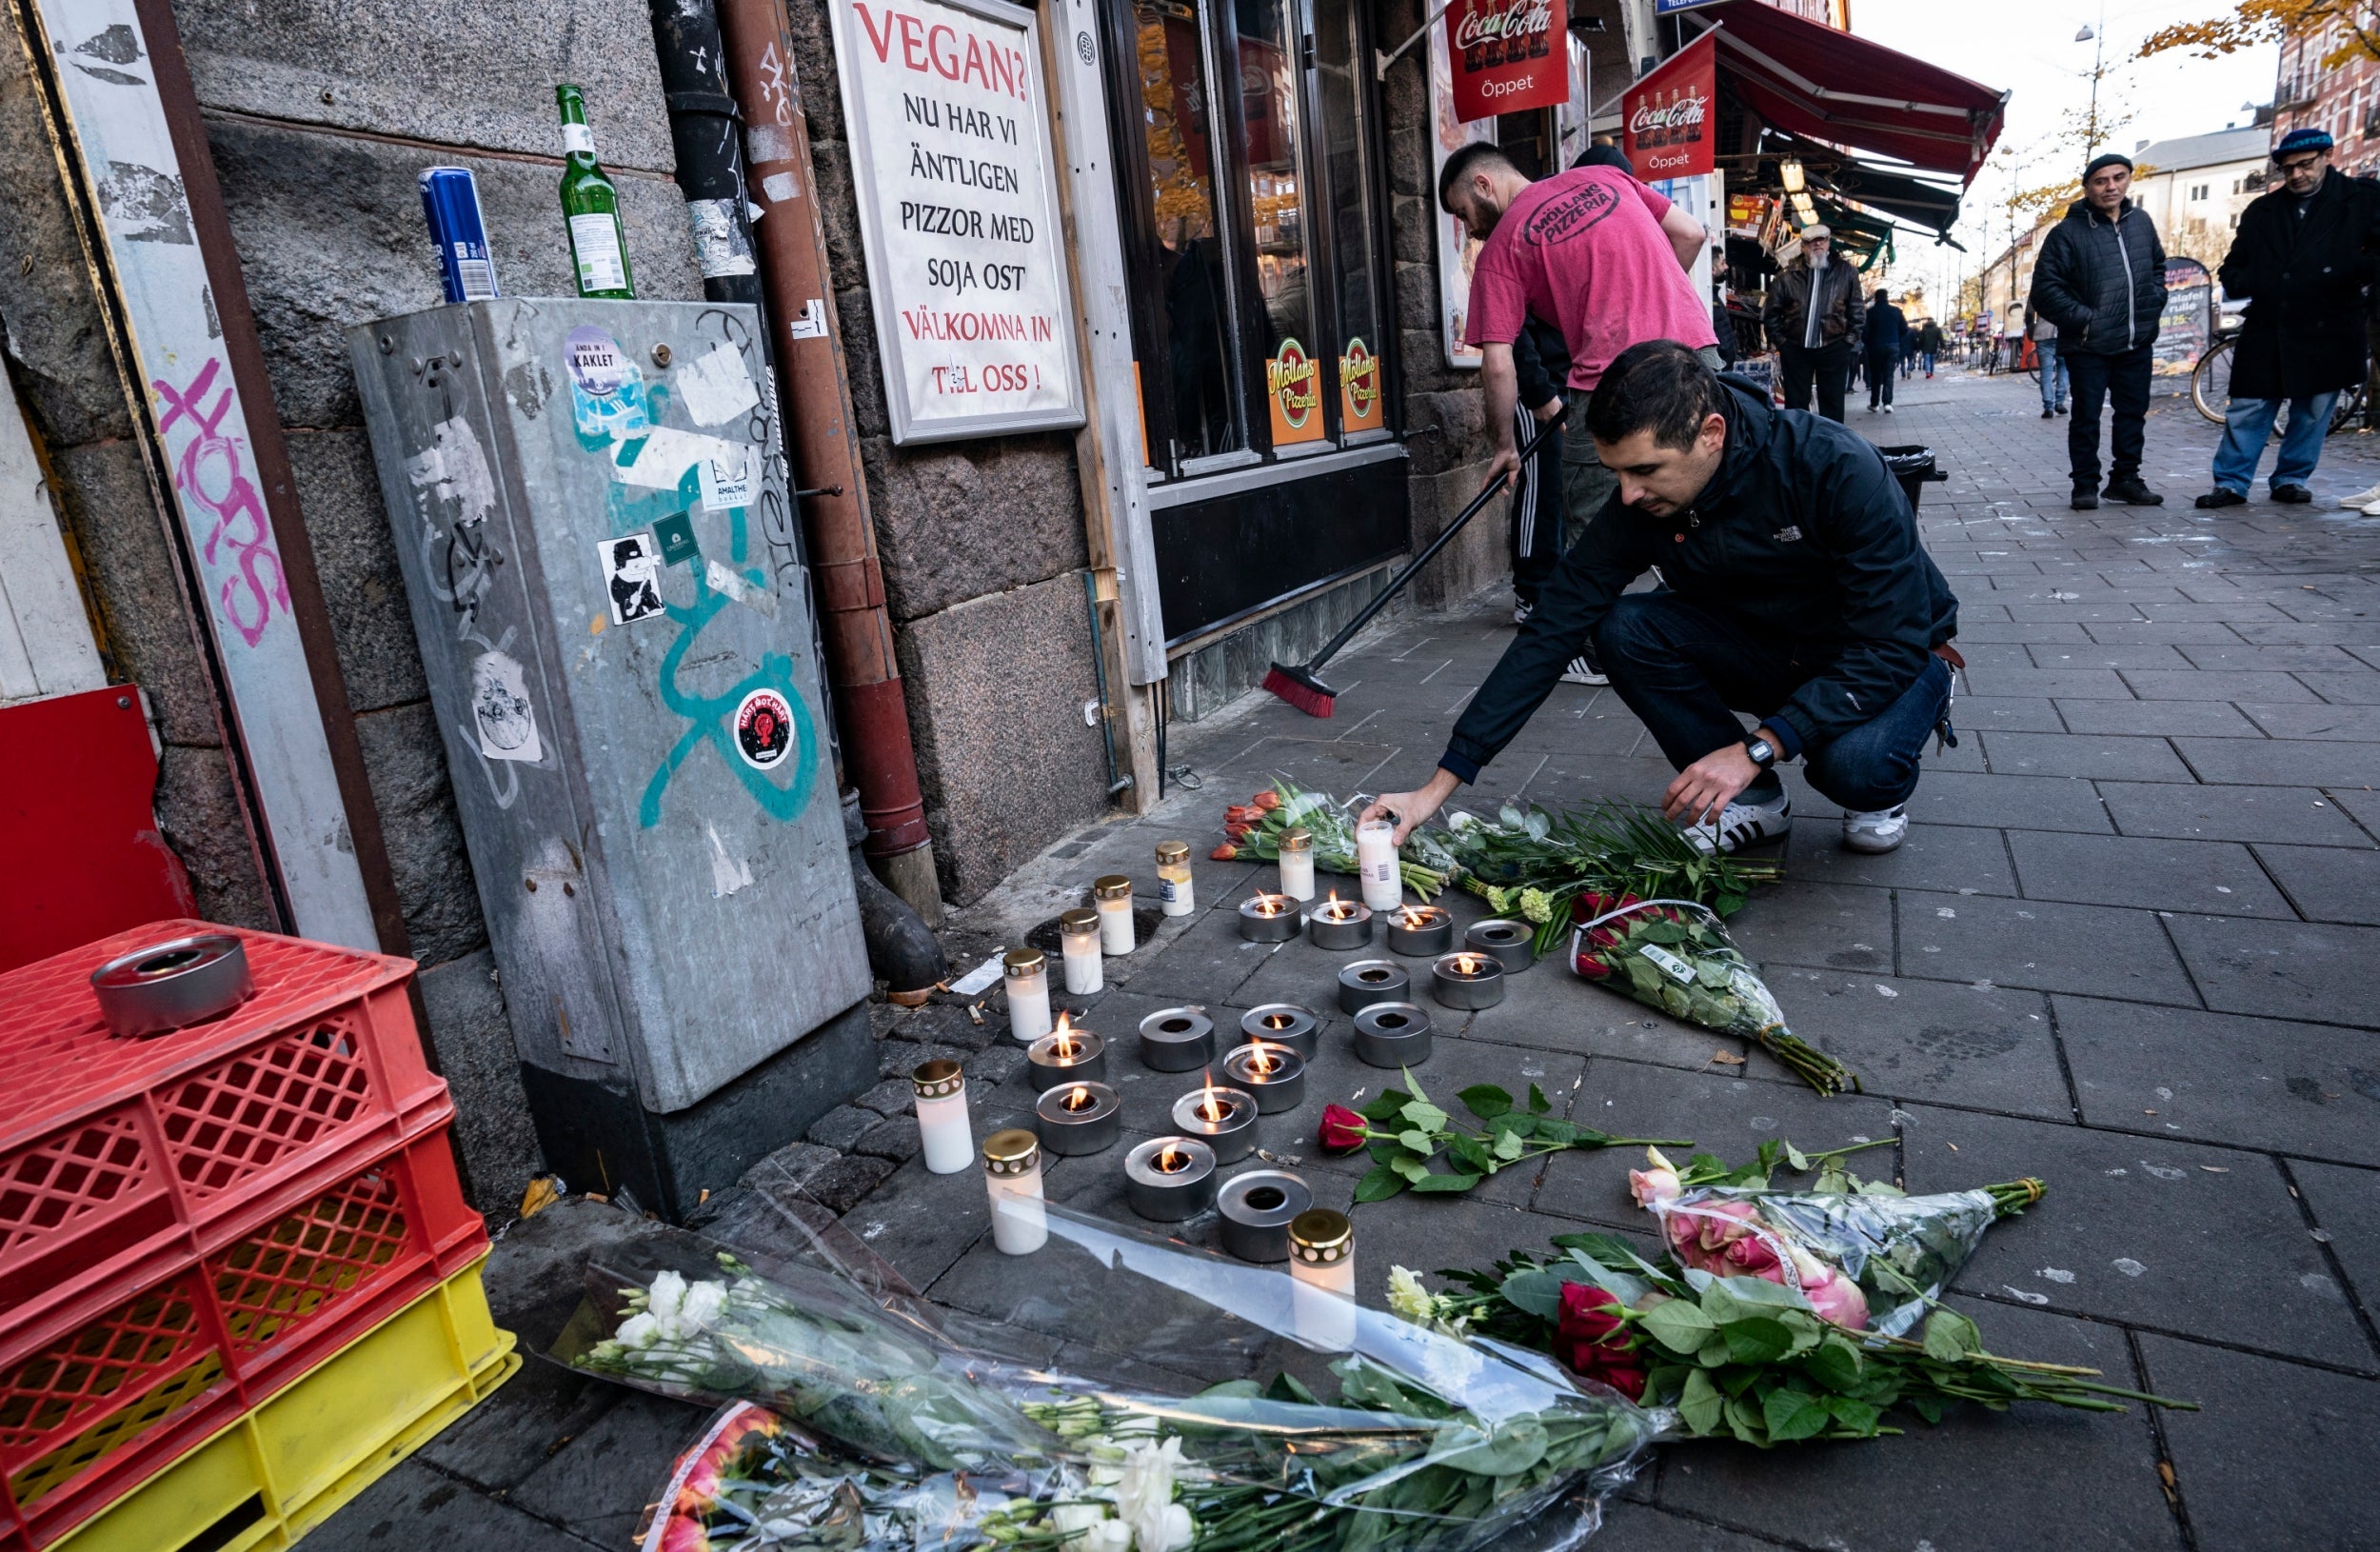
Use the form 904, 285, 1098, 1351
1399, 904, 1435, 928
1321, 888, 1353, 921
1243, 1040, 1280, 1076
1050, 1010, 1079, 1058
1262, 1012, 1292, 1029
1198, 1072, 1223, 1123
1156, 1143, 1186, 1173
1252, 891, 1286, 916
1454, 953, 1482, 974
1062, 1084, 1095, 1112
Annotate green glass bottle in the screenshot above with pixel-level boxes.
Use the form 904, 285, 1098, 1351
556, 84, 634, 300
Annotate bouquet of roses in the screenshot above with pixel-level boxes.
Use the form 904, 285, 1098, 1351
1316, 1073, 1691, 1204
1214, 776, 1448, 898
1570, 893, 1856, 1096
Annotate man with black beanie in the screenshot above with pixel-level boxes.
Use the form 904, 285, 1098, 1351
2029, 151, 2168, 509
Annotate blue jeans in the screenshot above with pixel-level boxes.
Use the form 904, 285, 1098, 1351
2212, 393, 2338, 494
1595, 592, 1953, 812
2035, 340, 2069, 409
1920, 350, 1935, 375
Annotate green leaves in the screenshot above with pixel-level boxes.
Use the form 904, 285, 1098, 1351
1761, 1386, 1834, 1442
1639, 1299, 1716, 1355
1677, 1368, 1724, 1434
1497, 1268, 1566, 1319
1458, 1084, 1512, 1121
1721, 1317, 1795, 1365
1353, 1164, 1407, 1204
1923, 1309, 1984, 1363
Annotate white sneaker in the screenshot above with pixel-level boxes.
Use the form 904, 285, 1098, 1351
1514, 600, 1535, 627
1883, 405, 1896, 414
2339, 483, 2380, 508
2359, 495, 2380, 518
1842, 806, 1909, 853
1682, 788, 1792, 855
1559, 656, 1608, 686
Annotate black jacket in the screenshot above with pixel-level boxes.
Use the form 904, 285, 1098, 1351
2219, 167, 2375, 399
2031, 197, 2167, 356
1511, 316, 1573, 413
1764, 259, 1865, 349
1864, 300, 1906, 356
1439, 380, 1958, 778
1916, 321, 1943, 353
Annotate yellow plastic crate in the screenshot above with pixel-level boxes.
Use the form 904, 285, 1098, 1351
47, 1254, 516, 1552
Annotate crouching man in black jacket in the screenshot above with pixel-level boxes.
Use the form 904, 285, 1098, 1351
1362, 341, 1962, 856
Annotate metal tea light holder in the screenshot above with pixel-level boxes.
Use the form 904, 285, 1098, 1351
1352, 1002, 1433, 1066
1239, 1004, 1319, 1060
1217, 1170, 1313, 1262
1431, 951, 1506, 1010
1304, 897, 1373, 950
89, 932, 254, 1037
1222, 1041, 1306, 1113
1464, 919, 1536, 973
1337, 959, 1409, 1015
1139, 1006, 1216, 1072
1025, 1017, 1107, 1092
1123, 1136, 1217, 1221
1238, 892, 1301, 942
1383, 904, 1454, 957
1172, 1082, 1259, 1163
1035, 1081, 1122, 1156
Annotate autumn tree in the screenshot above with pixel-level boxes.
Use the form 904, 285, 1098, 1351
2139, 0, 2380, 65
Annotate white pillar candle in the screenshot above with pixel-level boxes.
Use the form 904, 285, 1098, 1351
1059, 907, 1104, 995
1003, 948, 1053, 1044
983, 1128, 1048, 1255
1288, 1208, 1358, 1349
1093, 875, 1136, 955
912, 1059, 973, 1174
1277, 826, 1316, 901
1355, 819, 1402, 912
1155, 840, 1196, 916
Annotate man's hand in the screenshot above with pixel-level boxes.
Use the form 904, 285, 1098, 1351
1361, 768, 1462, 845
1662, 742, 1762, 826
1530, 397, 1564, 423
1484, 443, 1521, 493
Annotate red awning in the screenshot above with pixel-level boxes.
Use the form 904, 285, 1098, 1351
1696, 2, 2006, 185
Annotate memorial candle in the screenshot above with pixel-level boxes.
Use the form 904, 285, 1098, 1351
1355, 818, 1401, 912
1288, 1208, 1358, 1349
1093, 875, 1136, 955
1276, 826, 1316, 901
1003, 947, 1053, 1043
983, 1128, 1047, 1255
1155, 840, 1196, 917
1059, 907, 1103, 994
911, 1058, 973, 1175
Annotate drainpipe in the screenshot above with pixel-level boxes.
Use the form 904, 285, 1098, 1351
712, 0, 946, 926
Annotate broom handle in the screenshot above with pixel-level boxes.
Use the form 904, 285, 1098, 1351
1300, 407, 1571, 674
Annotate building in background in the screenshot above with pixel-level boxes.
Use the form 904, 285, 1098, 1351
2274, 24, 2380, 177
2129, 127, 2271, 267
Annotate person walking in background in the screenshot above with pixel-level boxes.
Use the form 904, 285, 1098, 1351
1916, 316, 1943, 377
2030, 151, 2168, 510
2029, 302, 2068, 418
1864, 288, 1906, 413
2195, 129, 2374, 509
1900, 318, 1919, 379
1763, 225, 1864, 421
1507, 315, 1572, 622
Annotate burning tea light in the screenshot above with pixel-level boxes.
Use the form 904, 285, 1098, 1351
1431, 950, 1506, 1010
1171, 1079, 1259, 1163
1384, 903, 1454, 957
1138, 1005, 1216, 1072
1304, 891, 1373, 951
1093, 875, 1137, 956
1276, 826, 1316, 901
1355, 819, 1402, 912
1217, 1169, 1313, 1263
1059, 907, 1103, 995
982, 1128, 1048, 1255
1035, 1080, 1122, 1156
912, 1058, 973, 1175
1026, 1012, 1107, 1092
1003, 947, 1053, 1044
1352, 1001, 1433, 1067
1463, 918, 1535, 973
1238, 1004, 1319, 1060
1123, 1135, 1217, 1222
1238, 891, 1300, 943
1156, 840, 1196, 917
1336, 958, 1409, 1015
1289, 1208, 1358, 1349
1223, 1039, 1307, 1113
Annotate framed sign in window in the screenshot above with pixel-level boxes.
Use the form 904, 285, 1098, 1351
829, 0, 1085, 444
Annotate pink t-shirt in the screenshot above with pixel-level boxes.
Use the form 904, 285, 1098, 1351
1463, 168, 1717, 390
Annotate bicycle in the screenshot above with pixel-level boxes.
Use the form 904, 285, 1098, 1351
2192, 327, 2366, 432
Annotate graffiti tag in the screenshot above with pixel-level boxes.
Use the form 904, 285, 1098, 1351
153, 356, 288, 647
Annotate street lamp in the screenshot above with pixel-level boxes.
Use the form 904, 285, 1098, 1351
1779, 158, 1806, 193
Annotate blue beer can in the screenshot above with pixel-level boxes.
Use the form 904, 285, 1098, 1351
419, 167, 500, 304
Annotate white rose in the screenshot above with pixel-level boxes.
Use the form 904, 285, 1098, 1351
647, 1269, 689, 1321
1046, 1502, 1111, 1539
1385, 1265, 1436, 1323
1111, 1437, 1184, 1534
1082, 1521, 1134, 1552
680, 1279, 728, 1325
1131, 1502, 1195, 1552
615, 1311, 661, 1349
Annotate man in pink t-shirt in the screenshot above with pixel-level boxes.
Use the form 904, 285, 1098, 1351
1441, 143, 1718, 566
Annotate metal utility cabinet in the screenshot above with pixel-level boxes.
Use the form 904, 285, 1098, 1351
349, 298, 872, 1216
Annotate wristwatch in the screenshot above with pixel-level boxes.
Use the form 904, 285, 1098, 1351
1744, 736, 1778, 769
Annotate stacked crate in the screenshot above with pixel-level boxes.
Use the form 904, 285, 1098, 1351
0, 921, 515, 1551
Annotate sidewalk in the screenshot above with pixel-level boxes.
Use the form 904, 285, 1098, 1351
310, 365, 2380, 1551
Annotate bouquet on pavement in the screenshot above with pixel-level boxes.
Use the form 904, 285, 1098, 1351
1214, 776, 1448, 897
1570, 893, 1856, 1096
572, 1208, 1658, 1552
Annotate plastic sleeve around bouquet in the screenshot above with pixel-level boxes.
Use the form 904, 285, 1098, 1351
568, 1190, 1659, 1552
1649, 1185, 2005, 1339
1569, 897, 1859, 1096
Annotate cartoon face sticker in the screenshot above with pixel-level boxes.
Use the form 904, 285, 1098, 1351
601, 532, 666, 625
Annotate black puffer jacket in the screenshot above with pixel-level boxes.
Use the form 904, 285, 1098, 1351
2031, 198, 2167, 356
1439, 379, 1958, 777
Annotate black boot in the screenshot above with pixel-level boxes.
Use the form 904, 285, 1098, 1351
2104, 475, 2164, 506
2071, 486, 2100, 510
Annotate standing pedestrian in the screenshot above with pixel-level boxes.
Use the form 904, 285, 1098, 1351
2194, 129, 2374, 508
2029, 301, 2068, 417
1438, 139, 1718, 685
2030, 152, 2168, 510
1864, 288, 1906, 413
1508, 315, 1571, 621
1900, 320, 1918, 379
1917, 316, 1943, 376
1763, 225, 1864, 421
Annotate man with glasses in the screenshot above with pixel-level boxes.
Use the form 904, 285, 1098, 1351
2195, 128, 2375, 509
2031, 152, 2168, 510
1763, 225, 1863, 422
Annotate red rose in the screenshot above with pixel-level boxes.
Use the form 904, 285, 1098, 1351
1318, 1104, 1370, 1153
1575, 954, 1612, 979
1595, 1363, 1649, 1403
1554, 1283, 1648, 1399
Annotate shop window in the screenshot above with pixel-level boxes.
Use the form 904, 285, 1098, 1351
1104, 0, 1392, 478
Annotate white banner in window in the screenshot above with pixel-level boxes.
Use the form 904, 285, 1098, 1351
829, 0, 1085, 443
1428, 22, 1494, 370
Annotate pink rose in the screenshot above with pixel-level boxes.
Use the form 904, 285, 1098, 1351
1806, 1272, 1871, 1330
1723, 1231, 1785, 1283
1696, 1201, 1760, 1253
1628, 1163, 1681, 1210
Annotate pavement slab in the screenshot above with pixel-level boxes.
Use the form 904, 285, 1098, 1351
2161, 911, 2380, 1026
2005, 829, 2297, 917
1890, 889, 2199, 1005
2290, 1158, 2380, 1315
2099, 780, 2374, 846
2252, 841, 2380, 924
1763, 965, 2070, 1117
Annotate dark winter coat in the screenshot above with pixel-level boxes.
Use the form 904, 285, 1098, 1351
1439, 378, 1959, 777
1863, 300, 1907, 357
1764, 259, 1866, 349
1511, 316, 1573, 413
1916, 321, 1943, 353
2219, 167, 2376, 400
2030, 197, 2167, 356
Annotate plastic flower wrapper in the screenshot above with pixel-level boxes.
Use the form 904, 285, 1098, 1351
1217, 775, 1448, 896
570, 1188, 1660, 1552
1569, 895, 1858, 1096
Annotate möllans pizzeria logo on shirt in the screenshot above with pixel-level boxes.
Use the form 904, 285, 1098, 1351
1268, 338, 1320, 429
1519, 178, 1622, 247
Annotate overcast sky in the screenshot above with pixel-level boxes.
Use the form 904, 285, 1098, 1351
1850, 0, 2279, 308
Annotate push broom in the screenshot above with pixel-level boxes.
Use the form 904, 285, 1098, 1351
1261, 407, 1569, 718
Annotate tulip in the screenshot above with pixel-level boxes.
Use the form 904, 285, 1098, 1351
1210, 844, 1237, 861
1254, 790, 1281, 810
1318, 1104, 1371, 1154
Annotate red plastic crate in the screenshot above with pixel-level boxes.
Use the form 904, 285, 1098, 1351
0, 1124, 487, 1548
0, 920, 450, 1326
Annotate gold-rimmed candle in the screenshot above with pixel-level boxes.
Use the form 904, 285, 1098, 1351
1059, 907, 1103, 994
1156, 840, 1196, 917
983, 1128, 1047, 1255
1239, 891, 1299, 942
1026, 1011, 1107, 1091
1305, 890, 1373, 950
1003, 947, 1053, 1043
1093, 875, 1136, 955
912, 1058, 973, 1174
1171, 1078, 1259, 1163
1277, 826, 1316, 900
1222, 1040, 1306, 1113
1289, 1208, 1358, 1348
1384, 903, 1454, 956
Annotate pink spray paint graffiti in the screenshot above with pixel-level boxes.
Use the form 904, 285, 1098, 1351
153, 356, 288, 646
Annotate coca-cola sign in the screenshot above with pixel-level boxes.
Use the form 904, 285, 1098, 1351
1621, 31, 1716, 179
1446, 0, 1569, 124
